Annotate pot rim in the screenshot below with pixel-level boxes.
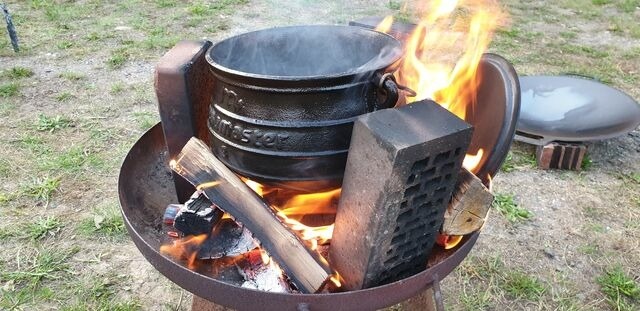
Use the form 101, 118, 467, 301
205, 25, 404, 82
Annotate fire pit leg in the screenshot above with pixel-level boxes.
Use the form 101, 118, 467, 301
399, 289, 436, 311
191, 295, 235, 311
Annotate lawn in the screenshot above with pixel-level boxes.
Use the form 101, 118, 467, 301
0, 0, 638, 310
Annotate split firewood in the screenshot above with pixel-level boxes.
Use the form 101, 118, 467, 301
171, 137, 333, 294
441, 168, 493, 236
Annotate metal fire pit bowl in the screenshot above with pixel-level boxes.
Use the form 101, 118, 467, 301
118, 123, 478, 311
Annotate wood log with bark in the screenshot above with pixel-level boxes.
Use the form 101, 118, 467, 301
171, 137, 333, 293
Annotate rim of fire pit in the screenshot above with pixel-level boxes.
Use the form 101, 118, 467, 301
119, 123, 479, 311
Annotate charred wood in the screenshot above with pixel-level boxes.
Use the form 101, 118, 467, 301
171, 137, 333, 293
173, 191, 223, 236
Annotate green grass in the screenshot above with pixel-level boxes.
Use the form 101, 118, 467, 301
78, 205, 126, 238
501, 271, 547, 301
0, 158, 9, 177
387, 1, 402, 10
25, 216, 63, 240
142, 27, 180, 50
39, 146, 105, 174
6, 67, 35, 79
107, 48, 130, 69
133, 111, 158, 131
581, 153, 593, 170
0, 246, 79, 309
155, 0, 177, 8
58, 71, 85, 81
0, 246, 77, 287
596, 266, 640, 310
56, 40, 74, 50
492, 193, 533, 223
500, 149, 537, 173
0, 83, 19, 97
36, 114, 73, 133
110, 82, 126, 94
618, 0, 639, 13
55, 92, 74, 102
22, 177, 61, 202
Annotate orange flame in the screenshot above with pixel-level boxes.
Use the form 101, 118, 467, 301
330, 272, 342, 287
436, 234, 463, 249
159, 234, 208, 270
375, 16, 394, 33
462, 149, 483, 171
379, 0, 506, 174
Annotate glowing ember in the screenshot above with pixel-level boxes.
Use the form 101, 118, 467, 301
436, 234, 463, 249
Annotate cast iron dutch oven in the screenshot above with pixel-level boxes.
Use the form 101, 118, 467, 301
206, 25, 404, 191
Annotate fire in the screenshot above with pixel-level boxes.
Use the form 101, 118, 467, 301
159, 234, 208, 270
330, 272, 342, 287
462, 149, 483, 171
244, 180, 341, 249
375, 16, 394, 33
379, 0, 506, 174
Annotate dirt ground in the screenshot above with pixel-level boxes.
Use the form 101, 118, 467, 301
0, 1, 638, 310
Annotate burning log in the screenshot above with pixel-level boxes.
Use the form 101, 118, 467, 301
330, 100, 473, 290
441, 168, 493, 236
171, 137, 333, 293
173, 191, 223, 236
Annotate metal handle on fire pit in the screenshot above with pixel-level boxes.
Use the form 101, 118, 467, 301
375, 72, 417, 109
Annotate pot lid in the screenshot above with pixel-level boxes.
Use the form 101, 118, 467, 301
515, 75, 640, 145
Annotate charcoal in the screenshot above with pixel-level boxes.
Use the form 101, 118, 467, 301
197, 219, 259, 260
174, 191, 223, 236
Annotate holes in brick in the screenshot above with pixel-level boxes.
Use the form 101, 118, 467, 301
435, 151, 450, 164
435, 187, 447, 197
384, 256, 399, 265
407, 173, 418, 184
397, 209, 413, 222
441, 162, 455, 174
454, 147, 462, 156
420, 167, 436, 179
406, 217, 420, 228
400, 201, 408, 210
404, 183, 420, 198
428, 220, 437, 228
413, 193, 428, 206
391, 233, 406, 244
411, 157, 430, 171
424, 177, 442, 193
